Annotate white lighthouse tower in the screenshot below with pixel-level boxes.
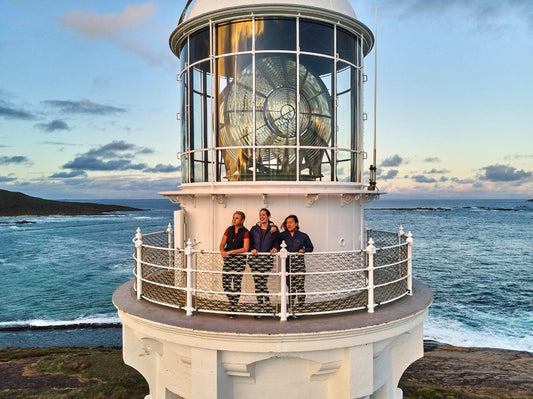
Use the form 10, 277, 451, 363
113, 1, 433, 398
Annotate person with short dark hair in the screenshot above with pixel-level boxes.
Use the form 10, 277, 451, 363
249, 208, 279, 315
219, 211, 249, 318
280, 215, 313, 313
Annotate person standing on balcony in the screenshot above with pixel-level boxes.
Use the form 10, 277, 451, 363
219, 211, 250, 318
249, 208, 280, 315
280, 215, 314, 313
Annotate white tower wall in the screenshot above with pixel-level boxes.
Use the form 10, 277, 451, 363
172, 190, 364, 252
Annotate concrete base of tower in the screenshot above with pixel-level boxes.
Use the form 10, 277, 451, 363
113, 280, 432, 399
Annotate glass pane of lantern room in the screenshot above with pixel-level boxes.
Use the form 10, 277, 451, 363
337, 27, 356, 65
299, 54, 333, 181
217, 54, 253, 181
337, 151, 356, 182
181, 154, 190, 183
255, 148, 296, 180
190, 61, 212, 182
299, 19, 334, 56
336, 62, 356, 152
255, 18, 296, 51
216, 19, 253, 55
255, 54, 297, 181
189, 27, 210, 64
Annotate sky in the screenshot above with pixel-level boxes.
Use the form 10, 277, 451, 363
0, 0, 531, 199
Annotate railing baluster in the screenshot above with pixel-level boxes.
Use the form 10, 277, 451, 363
279, 241, 288, 321
185, 239, 194, 316
406, 232, 413, 296
366, 237, 376, 313
134, 227, 143, 300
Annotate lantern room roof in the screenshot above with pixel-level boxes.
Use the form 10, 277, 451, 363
183, 0, 357, 22
172, 0, 374, 57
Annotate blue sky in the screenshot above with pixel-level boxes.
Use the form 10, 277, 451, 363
0, 0, 531, 199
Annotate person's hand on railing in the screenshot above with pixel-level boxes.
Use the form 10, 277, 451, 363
221, 250, 234, 258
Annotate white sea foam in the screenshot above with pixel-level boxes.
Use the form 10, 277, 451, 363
424, 316, 533, 352
0, 314, 121, 329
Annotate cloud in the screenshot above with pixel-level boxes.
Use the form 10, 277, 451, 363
378, 169, 398, 180
424, 168, 450, 174
0, 105, 36, 120
58, 4, 162, 64
439, 176, 449, 182
478, 164, 532, 182
63, 156, 147, 171
144, 163, 181, 173
85, 140, 153, 158
0, 176, 17, 182
504, 153, 533, 160
35, 119, 70, 132
61, 140, 153, 172
381, 154, 403, 167
412, 175, 437, 183
451, 177, 476, 184
0, 156, 31, 165
50, 170, 87, 179
376, 0, 533, 33
423, 157, 441, 163
42, 99, 126, 115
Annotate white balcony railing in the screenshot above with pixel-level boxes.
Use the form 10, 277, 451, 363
132, 225, 413, 320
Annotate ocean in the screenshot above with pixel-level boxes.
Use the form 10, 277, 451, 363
0, 198, 531, 351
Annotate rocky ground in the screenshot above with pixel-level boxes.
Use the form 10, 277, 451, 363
0, 343, 531, 398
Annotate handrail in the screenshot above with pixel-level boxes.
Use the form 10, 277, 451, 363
132, 227, 412, 320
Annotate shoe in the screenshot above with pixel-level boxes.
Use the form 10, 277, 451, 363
254, 315, 262, 319
228, 314, 238, 319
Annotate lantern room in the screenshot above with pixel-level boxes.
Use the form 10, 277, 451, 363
170, 0, 374, 185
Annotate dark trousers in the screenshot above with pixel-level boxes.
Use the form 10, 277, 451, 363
286, 255, 305, 307
222, 255, 246, 310
249, 255, 274, 308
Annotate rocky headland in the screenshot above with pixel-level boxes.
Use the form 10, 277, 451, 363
0, 189, 141, 217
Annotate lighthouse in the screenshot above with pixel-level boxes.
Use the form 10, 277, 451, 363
113, 1, 433, 398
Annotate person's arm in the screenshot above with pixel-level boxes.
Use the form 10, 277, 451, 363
270, 225, 280, 253
250, 227, 258, 255
304, 233, 314, 253
232, 237, 250, 254
220, 229, 230, 257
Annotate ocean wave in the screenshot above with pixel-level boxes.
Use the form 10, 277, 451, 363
424, 316, 532, 352
368, 207, 452, 211
0, 314, 121, 331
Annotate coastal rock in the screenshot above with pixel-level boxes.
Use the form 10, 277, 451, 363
399, 344, 533, 398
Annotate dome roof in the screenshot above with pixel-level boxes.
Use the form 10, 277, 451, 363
183, 0, 357, 22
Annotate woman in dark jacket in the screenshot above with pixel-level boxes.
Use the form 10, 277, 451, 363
249, 208, 279, 314
279, 215, 313, 311
219, 211, 249, 318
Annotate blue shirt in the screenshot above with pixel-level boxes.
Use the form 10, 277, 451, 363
279, 230, 314, 253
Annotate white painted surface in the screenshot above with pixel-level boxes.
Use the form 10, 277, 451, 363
119, 309, 427, 399
185, 0, 357, 22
